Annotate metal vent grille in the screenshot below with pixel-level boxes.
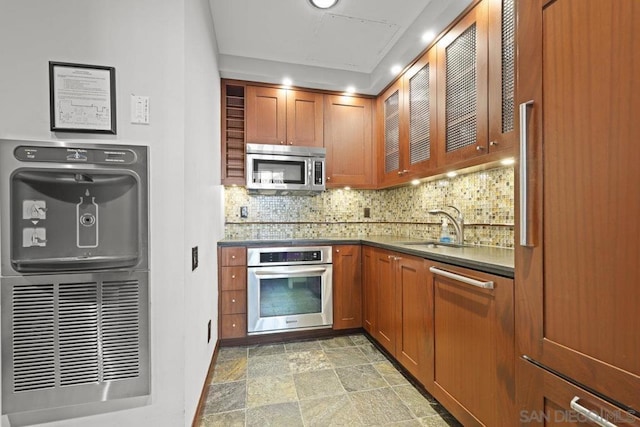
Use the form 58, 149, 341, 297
502, 0, 515, 133
384, 90, 400, 173
102, 281, 140, 381
445, 23, 477, 152
12, 285, 55, 392
409, 64, 431, 164
59, 283, 99, 386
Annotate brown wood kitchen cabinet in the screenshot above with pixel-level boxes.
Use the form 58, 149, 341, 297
218, 246, 247, 339
429, 262, 515, 426
436, 0, 489, 165
516, 0, 640, 419
377, 48, 438, 187
246, 85, 324, 147
220, 80, 247, 185
363, 246, 430, 384
362, 246, 377, 335
332, 245, 362, 329
324, 95, 374, 188
487, 0, 516, 154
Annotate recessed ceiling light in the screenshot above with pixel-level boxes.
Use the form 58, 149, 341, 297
446, 171, 458, 178
346, 86, 356, 94
282, 77, 292, 87
422, 30, 436, 44
391, 65, 402, 75
309, 0, 339, 9
500, 158, 516, 165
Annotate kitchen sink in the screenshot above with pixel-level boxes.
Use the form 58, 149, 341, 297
400, 241, 467, 249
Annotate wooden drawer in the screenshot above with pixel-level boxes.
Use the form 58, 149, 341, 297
220, 314, 246, 338
221, 247, 246, 266
220, 267, 246, 291
220, 290, 246, 315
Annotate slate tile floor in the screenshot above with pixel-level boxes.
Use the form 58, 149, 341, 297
197, 334, 462, 426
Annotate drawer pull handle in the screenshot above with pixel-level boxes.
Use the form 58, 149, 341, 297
232, 323, 236, 328
232, 275, 236, 279
429, 266, 494, 290
570, 397, 618, 427
231, 299, 236, 303
231, 255, 236, 259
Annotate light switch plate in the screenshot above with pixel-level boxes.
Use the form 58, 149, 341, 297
131, 94, 150, 124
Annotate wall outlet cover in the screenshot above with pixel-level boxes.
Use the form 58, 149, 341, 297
364, 207, 371, 218
240, 206, 248, 218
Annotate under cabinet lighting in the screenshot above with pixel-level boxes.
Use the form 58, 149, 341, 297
411, 179, 421, 186
500, 158, 515, 165
391, 65, 402, 75
344, 186, 351, 190
282, 77, 292, 87
309, 0, 339, 9
446, 171, 458, 178
346, 86, 356, 94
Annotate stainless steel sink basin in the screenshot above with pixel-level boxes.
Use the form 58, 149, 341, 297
400, 241, 467, 249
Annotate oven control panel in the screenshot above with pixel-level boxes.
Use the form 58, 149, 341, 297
247, 246, 332, 266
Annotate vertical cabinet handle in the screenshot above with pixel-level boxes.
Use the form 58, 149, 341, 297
570, 397, 618, 427
519, 100, 535, 247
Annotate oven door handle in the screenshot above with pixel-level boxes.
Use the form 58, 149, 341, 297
254, 267, 328, 276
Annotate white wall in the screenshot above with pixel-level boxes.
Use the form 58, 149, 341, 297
183, 0, 223, 424
0, 0, 222, 426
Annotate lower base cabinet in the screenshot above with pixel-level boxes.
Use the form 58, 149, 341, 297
518, 359, 640, 427
333, 245, 363, 329
363, 246, 431, 384
429, 262, 515, 426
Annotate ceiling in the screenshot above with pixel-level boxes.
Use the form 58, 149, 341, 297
209, 0, 473, 95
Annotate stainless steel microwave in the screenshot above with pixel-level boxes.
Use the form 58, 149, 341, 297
246, 143, 325, 195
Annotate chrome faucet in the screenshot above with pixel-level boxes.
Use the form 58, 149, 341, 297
428, 206, 464, 245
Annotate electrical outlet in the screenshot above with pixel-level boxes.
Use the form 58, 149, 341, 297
240, 206, 248, 218
207, 319, 211, 343
191, 246, 198, 271
364, 207, 371, 218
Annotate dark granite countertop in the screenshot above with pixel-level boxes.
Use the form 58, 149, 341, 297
218, 235, 514, 278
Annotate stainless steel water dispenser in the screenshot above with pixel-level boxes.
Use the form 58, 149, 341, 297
0, 139, 149, 416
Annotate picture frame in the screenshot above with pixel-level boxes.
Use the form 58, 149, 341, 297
49, 61, 117, 134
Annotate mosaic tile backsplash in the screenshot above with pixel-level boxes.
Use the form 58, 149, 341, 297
224, 166, 514, 248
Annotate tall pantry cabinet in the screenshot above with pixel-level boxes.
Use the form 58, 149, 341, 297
516, 0, 640, 423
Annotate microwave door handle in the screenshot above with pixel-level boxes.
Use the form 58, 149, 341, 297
254, 267, 328, 276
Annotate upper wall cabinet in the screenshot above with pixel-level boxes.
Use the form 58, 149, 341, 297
324, 95, 374, 188
404, 48, 439, 176
487, 0, 516, 153
378, 48, 438, 187
221, 81, 246, 186
246, 86, 324, 147
436, 0, 489, 165
378, 79, 404, 185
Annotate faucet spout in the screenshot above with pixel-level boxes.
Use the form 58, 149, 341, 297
428, 207, 465, 245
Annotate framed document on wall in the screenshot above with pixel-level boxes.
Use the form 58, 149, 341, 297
49, 61, 117, 134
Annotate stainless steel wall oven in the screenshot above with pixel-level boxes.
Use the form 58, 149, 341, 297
247, 246, 332, 334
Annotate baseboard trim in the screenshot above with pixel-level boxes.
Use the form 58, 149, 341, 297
191, 339, 220, 427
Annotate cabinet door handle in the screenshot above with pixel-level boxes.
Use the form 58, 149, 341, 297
519, 100, 535, 247
336, 249, 340, 253
231, 299, 236, 303
570, 397, 618, 427
476, 145, 485, 151
231, 274, 236, 279
231, 255, 236, 259
489, 140, 498, 146
429, 266, 494, 290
